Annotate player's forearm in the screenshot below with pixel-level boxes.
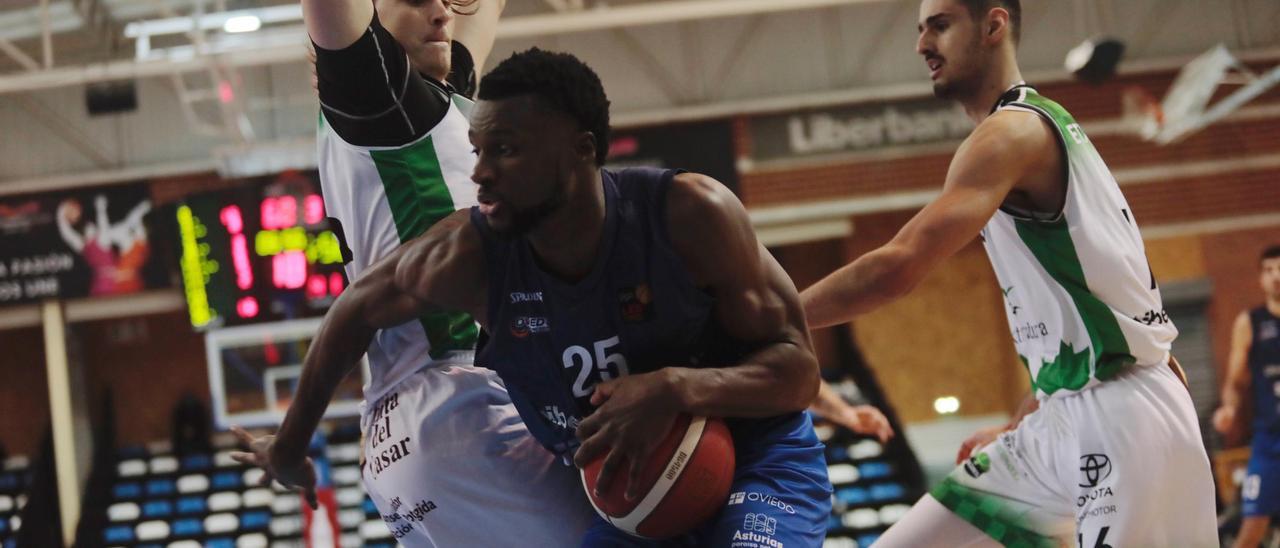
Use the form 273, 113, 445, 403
669, 342, 820, 418
271, 298, 376, 464
1220, 373, 1248, 412
802, 246, 917, 329
302, 0, 370, 50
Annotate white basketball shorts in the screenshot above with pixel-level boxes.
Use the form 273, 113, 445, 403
360, 364, 594, 546
929, 362, 1217, 547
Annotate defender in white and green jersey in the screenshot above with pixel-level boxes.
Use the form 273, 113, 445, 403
981, 85, 1177, 398
802, 1, 1217, 546
296, 4, 591, 546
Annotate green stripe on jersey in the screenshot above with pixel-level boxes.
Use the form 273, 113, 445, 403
1014, 218, 1134, 393
930, 477, 1055, 548
370, 135, 478, 358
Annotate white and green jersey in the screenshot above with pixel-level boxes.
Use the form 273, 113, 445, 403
316, 96, 479, 402
983, 87, 1176, 399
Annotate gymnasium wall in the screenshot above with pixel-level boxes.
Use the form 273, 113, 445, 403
0, 326, 49, 456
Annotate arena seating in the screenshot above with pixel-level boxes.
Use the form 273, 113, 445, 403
816, 379, 925, 548
0, 455, 29, 548
94, 423, 397, 548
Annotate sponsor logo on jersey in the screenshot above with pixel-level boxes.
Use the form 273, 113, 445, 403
1078, 453, 1112, 488
509, 291, 543, 304
1262, 320, 1278, 341
1132, 308, 1171, 326
743, 513, 777, 536
963, 453, 992, 479
726, 491, 797, 514
1076, 486, 1114, 507
542, 405, 581, 431
509, 316, 550, 338
618, 283, 652, 323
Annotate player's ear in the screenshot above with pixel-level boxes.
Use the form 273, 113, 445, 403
985, 7, 1010, 44
575, 131, 598, 164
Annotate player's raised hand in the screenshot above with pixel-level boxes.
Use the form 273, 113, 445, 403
955, 424, 1007, 465
573, 370, 681, 502
229, 425, 319, 509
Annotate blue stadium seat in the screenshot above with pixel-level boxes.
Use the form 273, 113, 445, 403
181, 454, 212, 471
113, 482, 143, 500
858, 461, 893, 480
205, 538, 235, 548
145, 479, 175, 497
117, 445, 149, 459
869, 482, 906, 501
142, 500, 172, 518
240, 510, 270, 530
0, 518, 7, 534
858, 533, 882, 546
0, 475, 15, 492
171, 518, 202, 537
104, 525, 135, 543
363, 498, 378, 516
835, 486, 870, 505
176, 496, 206, 515
826, 513, 842, 531
211, 471, 240, 490
826, 444, 850, 462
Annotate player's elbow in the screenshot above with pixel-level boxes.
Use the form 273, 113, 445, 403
777, 344, 821, 413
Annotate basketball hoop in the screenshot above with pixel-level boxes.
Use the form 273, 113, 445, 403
1121, 86, 1164, 141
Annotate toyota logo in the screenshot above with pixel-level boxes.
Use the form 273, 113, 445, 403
1078, 454, 1112, 488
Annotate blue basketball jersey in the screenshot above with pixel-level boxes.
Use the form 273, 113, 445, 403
470, 167, 810, 460
1251, 307, 1280, 452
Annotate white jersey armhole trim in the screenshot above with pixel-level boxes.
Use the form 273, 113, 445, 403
994, 102, 1071, 224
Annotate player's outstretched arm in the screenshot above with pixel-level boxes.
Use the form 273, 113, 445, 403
801, 111, 1057, 328
453, 0, 506, 75
1213, 312, 1254, 440
231, 211, 484, 502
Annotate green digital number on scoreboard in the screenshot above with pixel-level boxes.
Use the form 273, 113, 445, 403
174, 171, 347, 329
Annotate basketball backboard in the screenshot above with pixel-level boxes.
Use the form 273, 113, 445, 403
205, 317, 368, 429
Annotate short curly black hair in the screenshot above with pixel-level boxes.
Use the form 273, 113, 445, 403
1263, 244, 1280, 264
478, 48, 612, 166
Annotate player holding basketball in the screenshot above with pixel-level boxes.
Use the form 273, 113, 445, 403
230, 1, 594, 546
247, 48, 832, 546
801, 0, 1216, 546
1214, 244, 1280, 548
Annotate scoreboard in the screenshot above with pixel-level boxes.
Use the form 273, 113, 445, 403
174, 171, 347, 330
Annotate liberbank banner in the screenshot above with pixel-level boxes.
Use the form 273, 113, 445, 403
748, 96, 973, 163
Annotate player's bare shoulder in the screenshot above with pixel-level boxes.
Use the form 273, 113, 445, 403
665, 172, 754, 287
394, 209, 487, 320
959, 109, 1065, 210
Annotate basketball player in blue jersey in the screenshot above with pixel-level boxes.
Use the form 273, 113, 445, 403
1215, 244, 1280, 548
803, 0, 1216, 545
240, 47, 834, 546
229, 1, 595, 545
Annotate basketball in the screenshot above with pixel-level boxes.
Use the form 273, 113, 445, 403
580, 415, 735, 539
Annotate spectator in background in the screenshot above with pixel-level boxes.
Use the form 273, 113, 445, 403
1214, 244, 1280, 548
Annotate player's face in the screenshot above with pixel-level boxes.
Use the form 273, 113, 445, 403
1262, 257, 1280, 300
917, 0, 987, 100
470, 95, 580, 237
376, 0, 455, 81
